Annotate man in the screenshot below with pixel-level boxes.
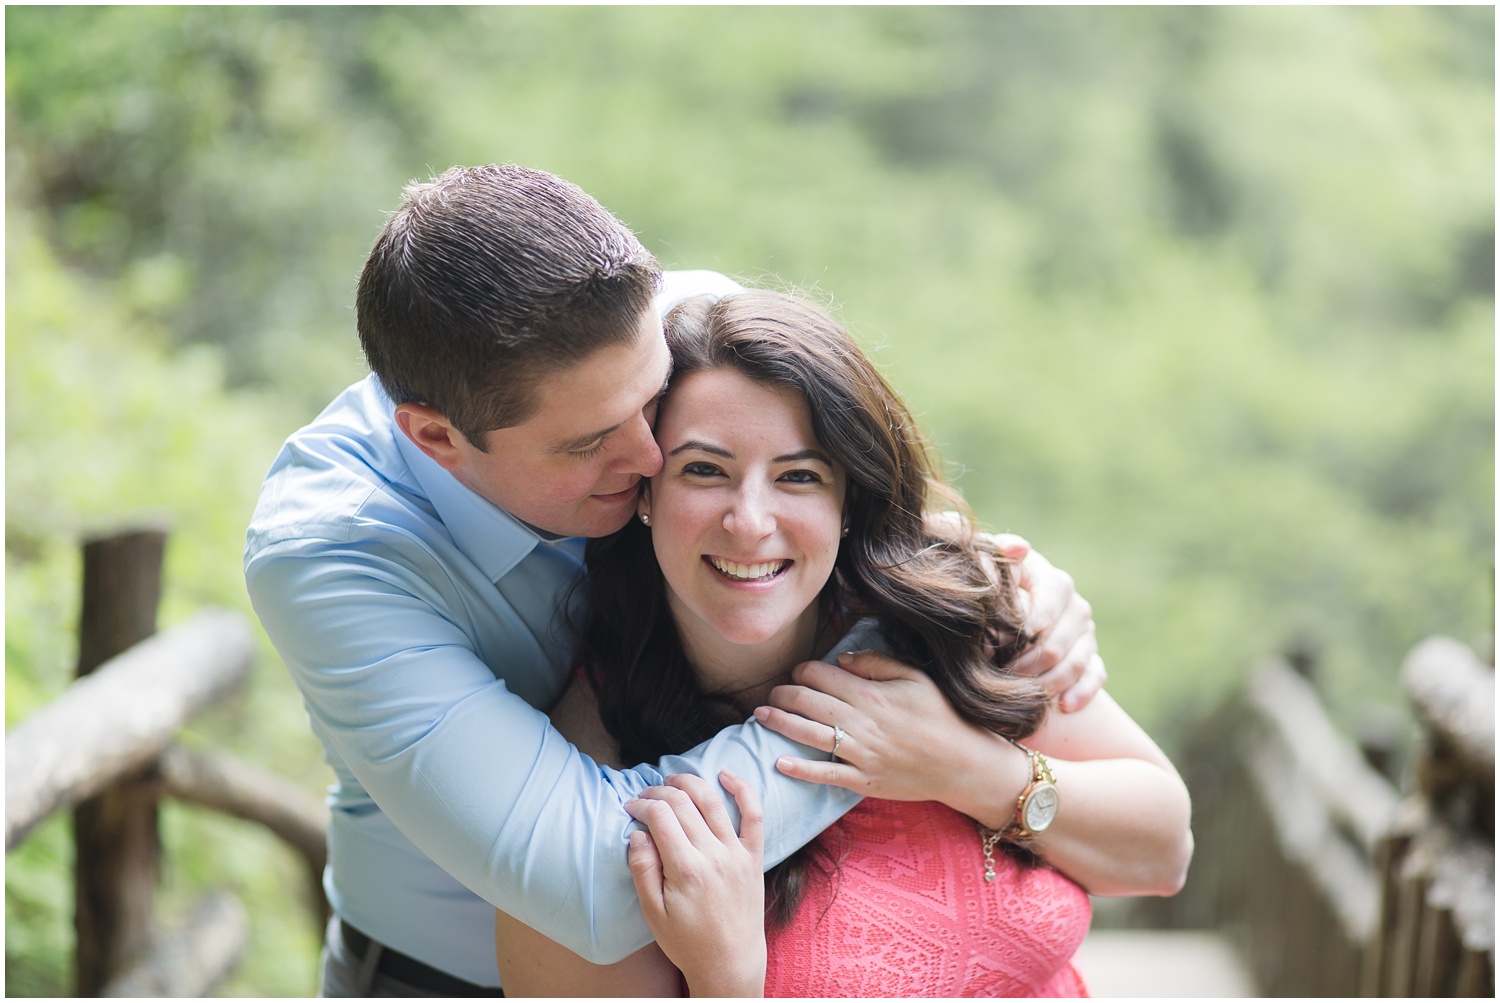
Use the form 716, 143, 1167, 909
246, 165, 1102, 995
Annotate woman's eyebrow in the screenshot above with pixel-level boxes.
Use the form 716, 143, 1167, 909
774, 448, 833, 466
668, 440, 731, 458
667, 442, 832, 466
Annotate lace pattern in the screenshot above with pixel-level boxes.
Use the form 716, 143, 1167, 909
764, 799, 1091, 998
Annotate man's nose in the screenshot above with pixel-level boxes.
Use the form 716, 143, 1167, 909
614, 413, 663, 477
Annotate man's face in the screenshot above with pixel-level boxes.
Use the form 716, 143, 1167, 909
449, 309, 673, 538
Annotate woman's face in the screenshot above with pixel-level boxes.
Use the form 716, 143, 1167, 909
641, 366, 847, 654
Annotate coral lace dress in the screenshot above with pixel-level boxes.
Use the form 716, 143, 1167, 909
763, 798, 1091, 997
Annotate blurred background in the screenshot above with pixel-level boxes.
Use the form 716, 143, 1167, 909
6, 6, 1493, 996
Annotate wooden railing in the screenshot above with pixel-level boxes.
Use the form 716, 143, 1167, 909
1366, 637, 1495, 996
1165, 635, 1495, 996
5, 529, 329, 996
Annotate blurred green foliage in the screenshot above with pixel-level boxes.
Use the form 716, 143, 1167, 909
6, 6, 1492, 996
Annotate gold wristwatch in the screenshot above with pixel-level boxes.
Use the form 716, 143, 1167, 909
1007, 741, 1059, 839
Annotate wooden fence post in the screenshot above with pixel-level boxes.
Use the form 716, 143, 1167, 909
73, 528, 168, 997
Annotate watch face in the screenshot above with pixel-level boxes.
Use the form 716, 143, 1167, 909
1024, 783, 1059, 832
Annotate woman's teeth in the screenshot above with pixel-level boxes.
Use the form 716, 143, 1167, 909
710, 557, 789, 581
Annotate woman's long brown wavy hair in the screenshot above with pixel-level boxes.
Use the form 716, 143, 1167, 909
575, 290, 1049, 925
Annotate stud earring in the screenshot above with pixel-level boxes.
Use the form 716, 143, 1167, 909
841, 525, 850, 537
639, 513, 651, 526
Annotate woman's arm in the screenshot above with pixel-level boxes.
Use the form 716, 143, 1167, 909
494, 918, 682, 998
999, 688, 1192, 896
756, 652, 1192, 897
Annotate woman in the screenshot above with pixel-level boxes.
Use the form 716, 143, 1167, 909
496, 291, 1192, 996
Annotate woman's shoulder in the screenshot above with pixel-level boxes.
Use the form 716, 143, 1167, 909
550, 673, 624, 769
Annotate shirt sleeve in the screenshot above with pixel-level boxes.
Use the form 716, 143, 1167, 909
245, 538, 859, 964
656, 269, 745, 314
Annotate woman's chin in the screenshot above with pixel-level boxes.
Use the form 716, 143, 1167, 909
717, 626, 784, 648
711, 616, 799, 650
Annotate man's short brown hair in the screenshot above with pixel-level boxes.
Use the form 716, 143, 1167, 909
356, 165, 661, 445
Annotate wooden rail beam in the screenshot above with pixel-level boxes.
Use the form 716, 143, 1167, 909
157, 744, 328, 874
5, 609, 256, 852
1402, 636, 1494, 827
100, 891, 248, 997
158, 744, 330, 924
1246, 657, 1401, 855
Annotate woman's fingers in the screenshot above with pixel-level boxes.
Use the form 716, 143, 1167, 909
626, 785, 710, 868
628, 774, 761, 861
664, 773, 737, 845
773, 754, 868, 792
762, 671, 858, 728
627, 829, 666, 913
759, 656, 930, 764
718, 770, 764, 860
827, 649, 924, 683
753, 704, 852, 757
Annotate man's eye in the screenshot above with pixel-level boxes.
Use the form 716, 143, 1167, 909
570, 441, 606, 459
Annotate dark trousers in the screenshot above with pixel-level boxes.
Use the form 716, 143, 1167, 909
318, 915, 500, 997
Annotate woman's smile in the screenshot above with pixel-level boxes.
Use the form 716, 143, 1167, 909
706, 556, 792, 583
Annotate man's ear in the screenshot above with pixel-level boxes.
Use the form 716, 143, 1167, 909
395, 403, 468, 471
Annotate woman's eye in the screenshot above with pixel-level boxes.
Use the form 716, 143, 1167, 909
682, 462, 723, 477
780, 469, 823, 485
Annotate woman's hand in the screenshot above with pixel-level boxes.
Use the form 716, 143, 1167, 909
626, 771, 767, 998
754, 651, 1031, 828
759, 655, 1194, 897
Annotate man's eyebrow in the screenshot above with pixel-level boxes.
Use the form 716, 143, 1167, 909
550, 361, 673, 454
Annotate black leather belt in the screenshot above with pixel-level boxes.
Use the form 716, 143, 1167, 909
340, 919, 500, 997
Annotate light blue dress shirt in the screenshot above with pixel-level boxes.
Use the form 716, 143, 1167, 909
243, 271, 860, 986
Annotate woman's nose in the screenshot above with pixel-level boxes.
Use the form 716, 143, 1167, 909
723, 485, 774, 540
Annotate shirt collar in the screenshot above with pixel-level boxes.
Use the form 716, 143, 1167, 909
391, 408, 544, 583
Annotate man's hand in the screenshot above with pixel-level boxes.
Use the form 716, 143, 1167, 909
991, 533, 1104, 712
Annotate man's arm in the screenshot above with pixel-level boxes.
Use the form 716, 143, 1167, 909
247, 541, 857, 965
